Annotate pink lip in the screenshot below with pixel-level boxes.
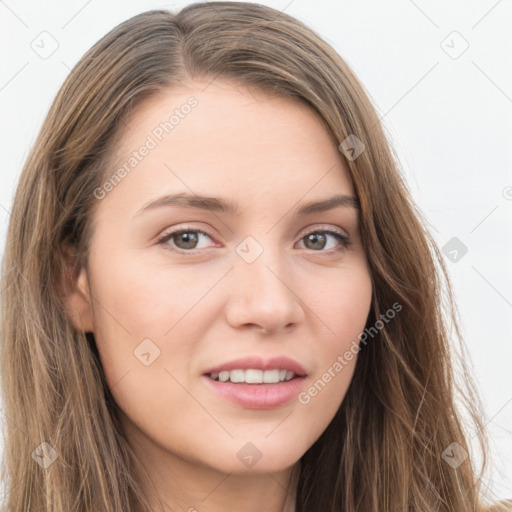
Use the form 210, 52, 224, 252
201, 375, 307, 409
201, 356, 308, 410
203, 356, 307, 376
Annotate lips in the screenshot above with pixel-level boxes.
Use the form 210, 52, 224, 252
201, 356, 308, 409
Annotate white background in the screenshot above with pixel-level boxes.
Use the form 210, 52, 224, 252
1, 0, 511, 502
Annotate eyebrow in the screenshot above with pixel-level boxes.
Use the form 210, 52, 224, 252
135, 192, 360, 218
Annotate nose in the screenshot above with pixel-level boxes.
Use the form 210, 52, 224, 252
224, 246, 305, 335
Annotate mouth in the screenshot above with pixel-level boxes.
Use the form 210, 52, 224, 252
201, 357, 308, 409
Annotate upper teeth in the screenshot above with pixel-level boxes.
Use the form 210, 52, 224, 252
209, 369, 295, 384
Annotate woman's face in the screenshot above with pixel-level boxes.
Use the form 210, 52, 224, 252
69, 79, 372, 476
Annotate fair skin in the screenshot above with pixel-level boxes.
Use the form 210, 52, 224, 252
64, 79, 373, 512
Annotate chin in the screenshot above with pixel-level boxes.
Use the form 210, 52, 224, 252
200, 436, 309, 475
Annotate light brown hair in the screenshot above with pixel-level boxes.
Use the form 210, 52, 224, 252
0, 2, 503, 510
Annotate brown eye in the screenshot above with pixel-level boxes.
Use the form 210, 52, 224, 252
299, 230, 351, 253
173, 231, 200, 250
158, 229, 215, 252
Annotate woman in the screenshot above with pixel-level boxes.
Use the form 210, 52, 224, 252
0, 2, 508, 511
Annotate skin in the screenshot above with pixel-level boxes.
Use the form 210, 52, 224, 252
63, 79, 373, 512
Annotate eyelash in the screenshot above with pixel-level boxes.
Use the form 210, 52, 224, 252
157, 226, 351, 255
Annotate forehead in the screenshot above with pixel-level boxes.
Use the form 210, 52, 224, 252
100, 79, 354, 215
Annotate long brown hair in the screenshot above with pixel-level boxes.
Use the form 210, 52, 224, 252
0, 2, 502, 510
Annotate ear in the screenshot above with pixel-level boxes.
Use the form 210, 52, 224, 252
59, 243, 94, 333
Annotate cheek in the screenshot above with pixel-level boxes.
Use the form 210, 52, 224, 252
87, 250, 221, 412
89, 246, 222, 340
308, 261, 373, 346
87, 255, 204, 448
297, 263, 372, 410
